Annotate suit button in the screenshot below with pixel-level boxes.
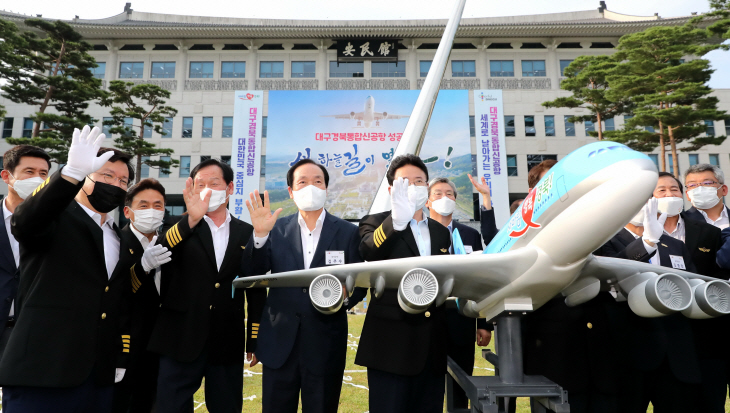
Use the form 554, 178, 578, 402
159, 304, 162, 307
215, 283, 220, 288
587, 322, 593, 329
425, 311, 431, 318
210, 305, 213, 310
105, 286, 109, 292
302, 288, 307, 293
101, 313, 107, 320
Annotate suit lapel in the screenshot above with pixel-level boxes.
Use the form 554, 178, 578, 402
285, 214, 305, 270
196, 219, 218, 271
110, 225, 142, 282
311, 212, 339, 267
69, 203, 106, 272
428, 219, 449, 255
400, 223, 421, 256
218, 215, 242, 276
615, 228, 637, 247
682, 215, 700, 254
0, 205, 16, 273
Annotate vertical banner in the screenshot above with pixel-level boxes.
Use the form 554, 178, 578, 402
474, 90, 509, 228
230, 91, 263, 223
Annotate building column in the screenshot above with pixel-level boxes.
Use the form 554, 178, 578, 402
406, 40, 417, 90
318, 40, 328, 90
248, 41, 258, 90
546, 40, 559, 90
176, 41, 187, 94
478, 39, 489, 90
105, 41, 118, 85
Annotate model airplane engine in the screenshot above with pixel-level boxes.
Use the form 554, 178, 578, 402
350, 111, 356, 119
627, 273, 692, 318
309, 274, 344, 315
382, 111, 388, 119
397, 268, 439, 314
681, 279, 730, 319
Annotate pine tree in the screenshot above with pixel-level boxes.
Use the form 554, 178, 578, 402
0, 18, 105, 163
102, 81, 179, 184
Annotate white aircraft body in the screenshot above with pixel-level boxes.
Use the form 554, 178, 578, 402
233, 141, 730, 322
321, 96, 409, 128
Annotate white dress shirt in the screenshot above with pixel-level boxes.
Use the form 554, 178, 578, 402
78, 202, 119, 279
253, 210, 326, 270
3, 198, 19, 317
698, 207, 730, 229
664, 215, 686, 243
130, 224, 162, 293
410, 216, 431, 256
203, 213, 231, 271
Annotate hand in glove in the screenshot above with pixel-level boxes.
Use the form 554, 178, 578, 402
62, 125, 115, 182
141, 235, 172, 273
642, 198, 667, 246
390, 177, 416, 231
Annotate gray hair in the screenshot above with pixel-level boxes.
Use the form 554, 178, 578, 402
428, 177, 457, 198
685, 163, 725, 185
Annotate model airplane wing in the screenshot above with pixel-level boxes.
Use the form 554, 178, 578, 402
373, 112, 409, 120
321, 112, 364, 120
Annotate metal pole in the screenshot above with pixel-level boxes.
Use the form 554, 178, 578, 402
496, 315, 524, 384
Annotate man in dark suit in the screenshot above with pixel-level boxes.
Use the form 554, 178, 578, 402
0, 145, 50, 357
357, 154, 452, 413
246, 158, 366, 413
0, 126, 137, 413
683, 163, 729, 230
425, 176, 492, 410
112, 178, 171, 413
148, 158, 266, 413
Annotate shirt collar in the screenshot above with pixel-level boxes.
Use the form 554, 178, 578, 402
77, 201, 115, 229
298, 209, 326, 231
666, 215, 684, 235
698, 206, 728, 221
203, 212, 232, 229
2, 197, 12, 221
129, 223, 150, 246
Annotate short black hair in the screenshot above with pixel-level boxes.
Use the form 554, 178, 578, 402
125, 178, 166, 207
98, 147, 134, 183
3, 145, 51, 175
658, 171, 683, 193
386, 154, 429, 186
190, 158, 234, 185
286, 158, 329, 188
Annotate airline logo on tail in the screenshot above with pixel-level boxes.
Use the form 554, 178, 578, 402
508, 173, 553, 238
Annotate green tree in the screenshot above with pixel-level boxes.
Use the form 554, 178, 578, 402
0, 18, 105, 163
102, 81, 179, 184
605, 24, 726, 176
542, 55, 628, 140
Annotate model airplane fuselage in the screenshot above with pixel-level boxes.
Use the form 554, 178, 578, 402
321, 96, 409, 128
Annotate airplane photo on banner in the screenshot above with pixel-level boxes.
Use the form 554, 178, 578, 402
321, 95, 409, 128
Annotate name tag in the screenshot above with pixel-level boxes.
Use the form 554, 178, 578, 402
669, 255, 686, 270
326, 251, 345, 265
464, 246, 473, 254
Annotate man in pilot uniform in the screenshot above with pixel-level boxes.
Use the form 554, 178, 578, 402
357, 154, 452, 413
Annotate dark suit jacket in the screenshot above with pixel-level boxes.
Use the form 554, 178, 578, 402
0, 203, 17, 334
479, 207, 499, 248
0, 171, 133, 387
684, 205, 730, 228
251, 211, 364, 374
356, 211, 451, 376
148, 214, 266, 365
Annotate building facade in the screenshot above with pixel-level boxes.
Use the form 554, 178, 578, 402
1, 4, 727, 216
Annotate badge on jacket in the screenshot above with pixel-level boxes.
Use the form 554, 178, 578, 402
326, 251, 345, 265
669, 255, 686, 270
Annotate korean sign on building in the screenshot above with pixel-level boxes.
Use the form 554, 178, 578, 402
335, 38, 399, 62
474, 90, 510, 228
230, 91, 263, 224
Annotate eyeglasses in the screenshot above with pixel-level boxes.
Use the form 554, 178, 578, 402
409, 179, 428, 187
91, 172, 130, 189
686, 180, 719, 190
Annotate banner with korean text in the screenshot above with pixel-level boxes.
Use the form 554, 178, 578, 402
474, 90, 510, 228
230, 91, 263, 224
264, 90, 472, 220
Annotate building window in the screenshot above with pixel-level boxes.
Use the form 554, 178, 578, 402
291, 61, 316, 78
150, 62, 176, 78
527, 155, 558, 171
102, 117, 112, 137
451, 60, 476, 77
221, 61, 246, 78
179, 156, 191, 177
565, 116, 575, 137
200, 156, 211, 163
559, 60, 573, 76
689, 154, 699, 166
372, 61, 406, 78
22, 118, 33, 138
162, 117, 173, 138
182, 117, 193, 138
705, 120, 716, 136
262, 116, 268, 138
604, 118, 615, 132
710, 154, 720, 166
648, 154, 659, 169
524, 116, 536, 136
222, 117, 233, 138
489, 60, 514, 77
667, 155, 679, 175
469, 115, 475, 137
645, 125, 655, 133
419, 61, 432, 77
544, 115, 555, 137
329, 61, 364, 78
505, 116, 515, 137
119, 62, 144, 79
585, 120, 595, 134
261, 155, 266, 177
221, 155, 231, 165
143, 123, 153, 138
521, 60, 546, 77
507, 155, 518, 176
140, 156, 150, 178
92, 62, 106, 79
123, 117, 135, 137
190, 62, 214, 78
159, 156, 171, 178
202, 117, 213, 138
259, 61, 284, 78
2, 118, 13, 139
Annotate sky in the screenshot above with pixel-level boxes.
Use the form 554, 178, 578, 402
4, 0, 729, 88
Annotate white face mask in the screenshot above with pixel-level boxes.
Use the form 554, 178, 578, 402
292, 185, 327, 212
655, 196, 684, 217
688, 186, 721, 210
200, 188, 229, 213
629, 208, 644, 227
407, 185, 429, 211
131, 208, 165, 234
9, 174, 45, 200
430, 197, 456, 216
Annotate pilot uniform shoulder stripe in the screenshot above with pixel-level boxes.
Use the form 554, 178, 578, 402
121, 335, 130, 339
172, 224, 182, 244
166, 229, 175, 247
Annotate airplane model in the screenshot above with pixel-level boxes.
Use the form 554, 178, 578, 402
321, 96, 409, 128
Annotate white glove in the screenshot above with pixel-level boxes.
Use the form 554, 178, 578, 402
115, 368, 126, 383
642, 198, 667, 245
62, 125, 114, 181
390, 177, 416, 231
141, 236, 172, 273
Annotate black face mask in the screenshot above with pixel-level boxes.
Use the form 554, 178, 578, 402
85, 180, 127, 213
